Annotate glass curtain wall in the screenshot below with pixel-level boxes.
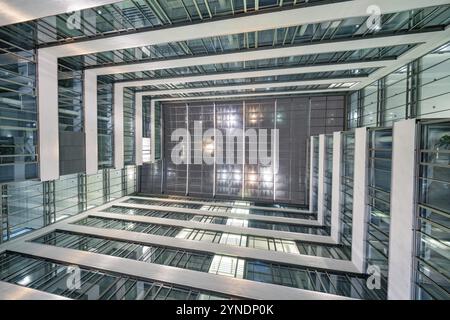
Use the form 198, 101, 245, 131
97, 78, 114, 168
323, 135, 333, 227
0, 167, 137, 243
415, 120, 450, 300
340, 132, 355, 247
347, 42, 450, 129
124, 88, 136, 165
366, 128, 392, 299
0, 31, 37, 182
311, 136, 319, 212
148, 96, 344, 205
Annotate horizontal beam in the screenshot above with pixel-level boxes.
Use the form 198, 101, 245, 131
91, 211, 336, 244
0, 0, 123, 26
58, 223, 359, 273
92, 33, 432, 75
137, 78, 363, 96
152, 89, 351, 102
9, 241, 351, 300
116, 60, 389, 89
130, 195, 311, 214
115, 202, 321, 226
41, 0, 448, 57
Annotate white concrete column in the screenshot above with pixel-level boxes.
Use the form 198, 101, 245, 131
84, 69, 98, 174
352, 127, 368, 273
37, 49, 59, 181
388, 119, 417, 300
114, 84, 124, 169
317, 135, 326, 225
331, 131, 342, 243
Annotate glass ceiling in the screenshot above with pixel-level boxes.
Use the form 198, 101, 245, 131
151, 83, 355, 99
95, 44, 414, 83
56, 4, 450, 71
133, 68, 376, 92
0, 0, 349, 48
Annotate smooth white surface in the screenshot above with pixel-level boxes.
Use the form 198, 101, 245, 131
113, 84, 124, 169
84, 70, 98, 174
317, 135, 326, 226
0, 0, 123, 26
331, 131, 342, 243
37, 49, 59, 181
352, 127, 368, 273
388, 119, 417, 300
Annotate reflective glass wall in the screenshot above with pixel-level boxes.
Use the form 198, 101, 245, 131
0, 29, 38, 182
366, 128, 392, 299
340, 132, 355, 247
141, 96, 345, 205
0, 166, 137, 243
347, 42, 450, 129
323, 134, 333, 227
415, 121, 450, 300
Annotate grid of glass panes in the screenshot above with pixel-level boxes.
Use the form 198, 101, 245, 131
58, 67, 83, 132
103, 205, 328, 235
123, 198, 314, 219
109, 168, 123, 200
347, 92, 359, 129
361, 82, 378, 127
73, 215, 350, 259
31, 230, 372, 298
340, 132, 355, 246
0, 252, 230, 300
0, 167, 137, 243
126, 166, 137, 195
415, 121, 450, 300
54, 174, 80, 220
366, 128, 392, 299
0, 38, 37, 182
417, 43, 450, 119
382, 67, 408, 126
123, 87, 136, 165
33, 230, 215, 273
323, 135, 333, 227
97, 80, 114, 168
311, 136, 319, 212
1, 180, 43, 242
